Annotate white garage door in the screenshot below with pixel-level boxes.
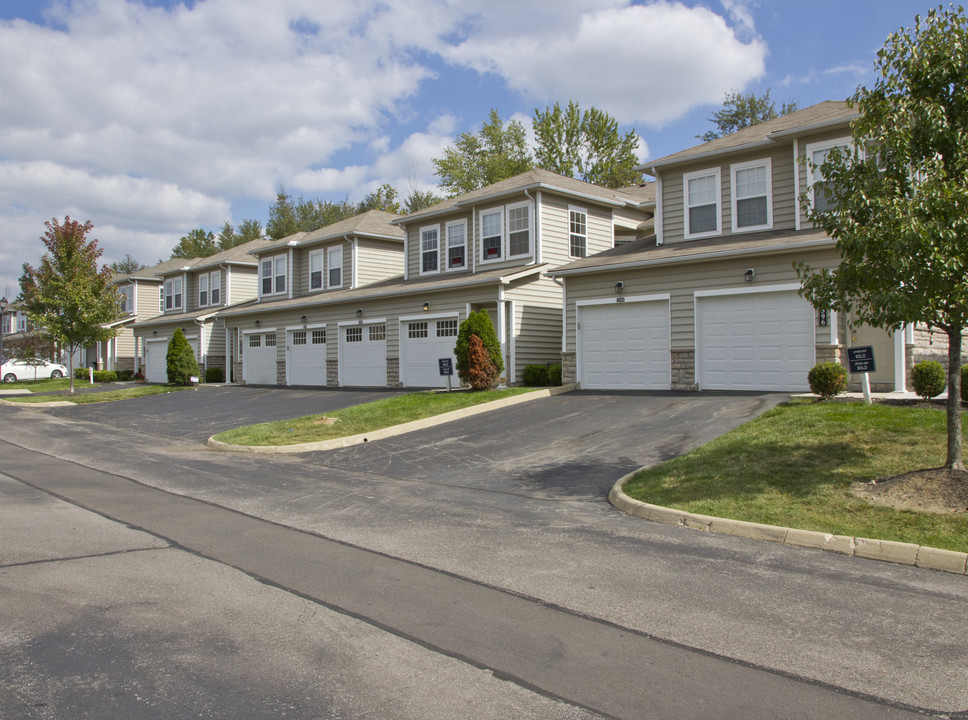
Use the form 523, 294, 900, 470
579, 300, 671, 390
698, 291, 814, 391
244, 332, 278, 385
288, 328, 327, 386
145, 339, 168, 383
340, 323, 387, 387
401, 318, 459, 388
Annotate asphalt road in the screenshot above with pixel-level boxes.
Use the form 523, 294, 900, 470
1, 387, 967, 719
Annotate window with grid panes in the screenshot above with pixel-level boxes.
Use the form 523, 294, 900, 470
369, 325, 386, 341
436, 319, 458, 337
409, 322, 428, 339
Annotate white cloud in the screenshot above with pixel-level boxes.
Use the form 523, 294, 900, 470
443, 1, 767, 127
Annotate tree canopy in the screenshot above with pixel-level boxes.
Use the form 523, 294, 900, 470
265, 186, 361, 239
18, 217, 120, 393
108, 253, 146, 274
170, 228, 217, 259
217, 218, 263, 251
698, 89, 798, 142
432, 109, 534, 196
533, 101, 641, 187
795, 5, 968, 470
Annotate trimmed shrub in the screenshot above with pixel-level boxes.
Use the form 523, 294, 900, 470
205, 367, 224, 383
523, 364, 549, 386
117, 369, 134, 381
911, 360, 946, 400
166, 328, 199, 386
74, 367, 89, 379
548, 363, 562, 386
92, 370, 117, 383
807, 361, 847, 400
467, 334, 497, 390
455, 310, 503, 385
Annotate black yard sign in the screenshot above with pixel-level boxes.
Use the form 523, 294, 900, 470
847, 346, 876, 374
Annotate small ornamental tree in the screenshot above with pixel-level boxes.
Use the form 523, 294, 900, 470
166, 328, 199, 385
467, 334, 498, 390
18, 217, 121, 394
455, 310, 503, 384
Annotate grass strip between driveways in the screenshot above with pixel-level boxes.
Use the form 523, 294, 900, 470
213, 387, 538, 446
622, 398, 968, 553
5, 383, 190, 404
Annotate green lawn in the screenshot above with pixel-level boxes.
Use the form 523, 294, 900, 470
623, 399, 968, 553
4, 382, 189, 404
213, 387, 538, 446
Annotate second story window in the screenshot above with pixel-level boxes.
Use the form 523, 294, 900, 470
806, 138, 850, 213
507, 201, 531, 257
261, 255, 286, 296
199, 273, 209, 307
119, 285, 134, 314
684, 168, 721, 239
569, 207, 587, 258
421, 226, 439, 274
210, 271, 220, 305
164, 277, 183, 311
327, 246, 342, 288
309, 250, 323, 290
159, 286, 164, 312
481, 209, 503, 261
17, 312, 26, 333
446, 220, 466, 270
731, 159, 772, 232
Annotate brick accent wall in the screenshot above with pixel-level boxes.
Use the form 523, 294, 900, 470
671, 350, 697, 391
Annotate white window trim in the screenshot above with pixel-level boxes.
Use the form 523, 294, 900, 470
479, 207, 505, 265
445, 219, 467, 272
164, 276, 185, 312
308, 249, 324, 293
505, 199, 533, 259
327, 246, 343, 289
119, 284, 135, 315
209, 269, 221, 306
198, 273, 209, 308
419, 224, 440, 275
730, 157, 773, 234
568, 205, 588, 258
260, 254, 287, 297
683, 167, 722, 240
804, 136, 852, 211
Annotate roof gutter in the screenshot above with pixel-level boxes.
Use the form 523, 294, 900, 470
547, 237, 835, 278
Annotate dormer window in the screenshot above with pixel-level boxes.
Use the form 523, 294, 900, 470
684, 168, 721, 239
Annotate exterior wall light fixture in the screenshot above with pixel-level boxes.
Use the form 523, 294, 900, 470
744, 268, 755, 282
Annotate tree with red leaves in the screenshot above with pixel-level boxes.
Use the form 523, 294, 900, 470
18, 217, 120, 393
467, 334, 497, 391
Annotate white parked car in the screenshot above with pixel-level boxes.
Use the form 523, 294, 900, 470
1, 358, 69, 382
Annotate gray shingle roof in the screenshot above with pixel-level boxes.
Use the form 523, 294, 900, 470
256, 209, 405, 255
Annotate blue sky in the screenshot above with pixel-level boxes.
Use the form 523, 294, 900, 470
0, 0, 933, 296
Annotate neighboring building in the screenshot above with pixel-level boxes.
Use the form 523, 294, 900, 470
218, 177, 653, 388
83, 258, 196, 372
549, 100, 919, 393
132, 238, 274, 383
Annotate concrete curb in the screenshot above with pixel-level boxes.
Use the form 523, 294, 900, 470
609, 471, 968, 576
0, 398, 75, 408
207, 384, 576, 454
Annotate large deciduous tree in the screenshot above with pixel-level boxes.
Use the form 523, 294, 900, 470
18, 217, 120, 393
698, 89, 798, 142
533, 101, 641, 188
795, 5, 968, 471
432, 109, 533, 196
170, 228, 217, 259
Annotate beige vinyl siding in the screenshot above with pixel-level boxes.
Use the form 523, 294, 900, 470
227, 267, 258, 305
356, 238, 405, 286
291, 248, 309, 297
135, 281, 163, 318
114, 329, 135, 360
563, 247, 841, 352
204, 319, 224, 359
505, 275, 564, 378
538, 196, 615, 267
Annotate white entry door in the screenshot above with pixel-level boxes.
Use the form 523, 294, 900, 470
697, 290, 814, 391
145, 339, 168, 383
339, 323, 387, 387
579, 300, 671, 390
288, 328, 327, 386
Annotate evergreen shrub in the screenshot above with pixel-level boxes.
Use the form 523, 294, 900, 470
911, 360, 946, 400
807, 361, 847, 400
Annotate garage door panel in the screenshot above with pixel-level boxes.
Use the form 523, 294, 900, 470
401, 319, 458, 388
698, 292, 813, 391
245, 333, 278, 385
289, 329, 326, 386
341, 324, 386, 387
579, 301, 670, 391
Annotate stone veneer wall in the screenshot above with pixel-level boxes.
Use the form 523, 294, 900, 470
326, 358, 339, 387
387, 356, 402, 388
114, 357, 135, 373
907, 325, 968, 388
561, 352, 576, 385
232, 361, 243, 384
671, 350, 697, 391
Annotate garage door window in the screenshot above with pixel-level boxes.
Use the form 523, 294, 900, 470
346, 327, 362, 342
312, 329, 326, 344
292, 331, 306, 345
437, 319, 458, 337
265, 333, 277, 347
249, 335, 261, 348
370, 325, 386, 341
409, 322, 428, 339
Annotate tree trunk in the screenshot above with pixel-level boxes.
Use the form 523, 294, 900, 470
945, 326, 964, 470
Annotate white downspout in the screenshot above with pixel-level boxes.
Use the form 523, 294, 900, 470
497, 286, 507, 383
346, 235, 357, 289
793, 139, 801, 231
194, 318, 206, 374
525, 189, 539, 265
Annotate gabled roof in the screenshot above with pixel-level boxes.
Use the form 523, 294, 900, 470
255, 210, 405, 255
398, 168, 650, 224
189, 236, 275, 270
547, 228, 833, 277
114, 257, 196, 284
641, 100, 857, 172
